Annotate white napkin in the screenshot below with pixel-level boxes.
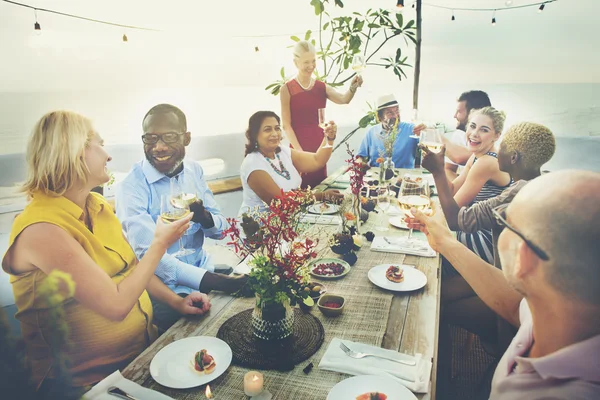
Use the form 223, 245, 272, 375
82, 370, 174, 400
299, 213, 342, 225
319, 338, 432, 393
370, 236, 436, 258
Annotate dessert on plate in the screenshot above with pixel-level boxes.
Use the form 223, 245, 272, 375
191, 349, 216, 374
356, 392, 387, 400
385, 265, 404, 283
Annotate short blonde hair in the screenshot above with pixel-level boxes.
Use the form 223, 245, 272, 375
22, 111, 95, 196
470, 106, 506, 134
502, 122, 556, 169
293, 40, 316, 59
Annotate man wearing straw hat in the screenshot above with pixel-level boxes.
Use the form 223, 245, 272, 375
357, 94, 425, 168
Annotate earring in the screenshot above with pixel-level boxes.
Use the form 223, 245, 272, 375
255, 142, 259, 149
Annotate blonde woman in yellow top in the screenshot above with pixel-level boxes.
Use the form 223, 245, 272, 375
1, 111, 211, 390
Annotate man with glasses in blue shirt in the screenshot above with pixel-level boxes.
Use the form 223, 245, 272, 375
116, 103, 247, 333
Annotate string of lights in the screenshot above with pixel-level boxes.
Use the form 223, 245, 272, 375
1, 0, 160, 41
409, 0, 558, 24
1, 0, 559, 43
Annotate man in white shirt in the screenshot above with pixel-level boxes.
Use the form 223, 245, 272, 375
410, 170, 600, 398
443, 90, 492, 180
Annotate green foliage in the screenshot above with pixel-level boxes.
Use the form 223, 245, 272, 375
266, 0, 416, 130
0, 270, 79, 400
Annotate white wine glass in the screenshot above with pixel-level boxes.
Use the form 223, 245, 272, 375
397, 177, 430, 247
420, 128, 443, 153
409, 108, 420, 139
318, 108, 333, 149
161, 180, 195, 257
351, 54, 366, 75
376, 186, 391, 232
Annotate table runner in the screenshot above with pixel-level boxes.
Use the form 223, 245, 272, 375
142, 245, 396, 399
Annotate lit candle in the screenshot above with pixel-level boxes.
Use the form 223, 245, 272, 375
205, 384, 213, 399
243, 371, 264, 396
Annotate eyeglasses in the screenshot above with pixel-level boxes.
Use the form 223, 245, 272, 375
141, 132, 185, 145
492, 206, 549, 261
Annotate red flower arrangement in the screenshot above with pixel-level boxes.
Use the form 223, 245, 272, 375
345, 143, 369, 196
222, 189, 317, 307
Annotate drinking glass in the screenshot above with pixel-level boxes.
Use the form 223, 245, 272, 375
161, 179, 195, 257
351, 55, 366, 75
419, 128, 443, 153
396, 177, 430, 247
409, 108, 420, 139
318, 108, 333, 149
376, 186, 391, 232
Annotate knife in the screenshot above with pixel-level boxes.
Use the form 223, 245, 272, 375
107, 386, 139, 400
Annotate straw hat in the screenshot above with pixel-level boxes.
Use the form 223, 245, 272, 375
375, 94, 398, 111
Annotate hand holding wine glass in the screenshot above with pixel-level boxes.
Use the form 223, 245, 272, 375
154, 204, 193, 251
398, 176, 431, 245
161, 179, 196, 257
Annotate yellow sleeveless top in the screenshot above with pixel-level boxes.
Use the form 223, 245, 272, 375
2, 191, 158, 388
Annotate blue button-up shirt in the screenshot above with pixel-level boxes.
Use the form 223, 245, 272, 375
116, 159, 227, 295
357, 122, 418, 168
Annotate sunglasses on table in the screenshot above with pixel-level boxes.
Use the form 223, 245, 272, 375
492, 207, 550, 261
141, 132, 185, 145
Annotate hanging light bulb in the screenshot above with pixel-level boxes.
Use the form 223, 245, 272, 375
492, 17, 497, 26
122, 33, 128, 42
33, 9, 41, 35
451, 11, 455, 21
538, 3, 545, 12
396, 0, 404, 9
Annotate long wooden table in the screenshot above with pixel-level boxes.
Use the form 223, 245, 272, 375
122, 166, 441, 399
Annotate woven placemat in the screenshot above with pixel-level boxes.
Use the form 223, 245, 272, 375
217, 308, 325, 371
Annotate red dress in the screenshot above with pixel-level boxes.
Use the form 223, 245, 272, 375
286, 79, 327, 189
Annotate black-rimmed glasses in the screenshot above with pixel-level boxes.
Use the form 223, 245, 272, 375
141, 132, 185, 145
492, 207, 549, 261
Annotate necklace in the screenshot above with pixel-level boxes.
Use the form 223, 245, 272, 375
264, 153, 291, 180
296, 76, 313, 90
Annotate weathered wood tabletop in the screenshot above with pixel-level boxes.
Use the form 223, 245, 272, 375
121, 166, 441, 400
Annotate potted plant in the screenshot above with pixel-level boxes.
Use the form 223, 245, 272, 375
223, 190, 317, 340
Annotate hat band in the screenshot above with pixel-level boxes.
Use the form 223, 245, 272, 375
378, 100, 398, 109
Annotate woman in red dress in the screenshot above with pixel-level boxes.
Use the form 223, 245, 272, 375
280, 41, 363, 189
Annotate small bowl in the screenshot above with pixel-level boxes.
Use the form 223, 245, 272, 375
317, 294, 345, 317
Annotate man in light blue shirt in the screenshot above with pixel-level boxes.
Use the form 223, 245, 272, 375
117, 103, 246, 332
357, 94, 424, 168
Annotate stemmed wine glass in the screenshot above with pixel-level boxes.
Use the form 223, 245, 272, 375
318, 108, 333, 149
409, 108, 420, 139
419, 128, 443, 154
161, 179, 195, 257
376, 186, 391, 232
396, 176, 431, 248
351, 55, 366, 75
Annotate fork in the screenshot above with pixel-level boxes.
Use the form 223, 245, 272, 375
339, 342, 417, 367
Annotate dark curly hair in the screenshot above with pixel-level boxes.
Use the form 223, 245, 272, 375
244, 111, 282, 156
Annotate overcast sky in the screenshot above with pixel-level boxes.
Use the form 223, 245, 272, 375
0, 0, 598, 92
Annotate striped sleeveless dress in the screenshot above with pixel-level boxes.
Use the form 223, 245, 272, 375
446, 152, 512, 275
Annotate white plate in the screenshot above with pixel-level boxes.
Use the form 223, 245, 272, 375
150, 336, 232, 389
388, 216, 409, 230
368, 264, 427, 292
307, 202, 340, 215
327, 375, 417, 400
